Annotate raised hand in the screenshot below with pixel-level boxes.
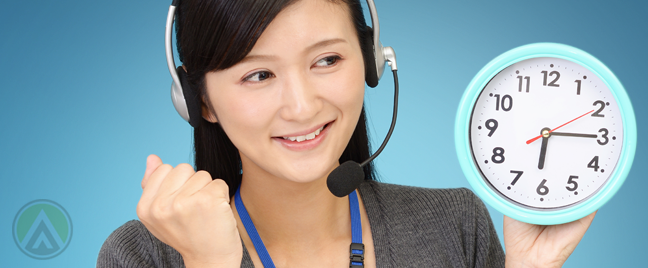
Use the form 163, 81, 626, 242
503, 212, 596, 268
137, 155, 242, 268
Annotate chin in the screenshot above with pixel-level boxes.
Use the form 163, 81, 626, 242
280, 161, 337, 184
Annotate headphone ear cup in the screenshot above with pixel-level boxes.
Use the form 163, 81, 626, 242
363, 26, 379, 88
176, 66, 202, 128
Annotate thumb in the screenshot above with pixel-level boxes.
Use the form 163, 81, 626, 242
142, 154, 163, 189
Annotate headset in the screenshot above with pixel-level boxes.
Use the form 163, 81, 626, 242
165, 0, 398, 197
165, 0, 397, 128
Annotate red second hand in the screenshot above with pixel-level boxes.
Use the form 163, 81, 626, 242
526, 109, 596, 144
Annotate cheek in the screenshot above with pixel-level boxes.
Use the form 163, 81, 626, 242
326, 61, 366, 114
208, 86, 277, 144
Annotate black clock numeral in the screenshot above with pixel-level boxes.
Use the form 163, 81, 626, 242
491, 147, 505, 164
510, 170, 523, 186
485, 119, 498, 137
541, 70, 560, 87
541, 71, 548, 85
566, 175, 579, 191
493, 94, 513, 111
574, 80, 582, 95
536, 179, 549, 196
592, 100, 605, 117
517, 76, 530, 93
598, 128, 609, 145
587, 156, 600, 171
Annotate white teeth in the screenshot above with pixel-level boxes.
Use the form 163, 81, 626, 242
283, 125, 325, 142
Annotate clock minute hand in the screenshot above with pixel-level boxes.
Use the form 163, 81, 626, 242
526, 109, 595, 144
550, 132, 597, 138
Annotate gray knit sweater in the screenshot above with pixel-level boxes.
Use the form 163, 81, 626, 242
97, 181, 505, 267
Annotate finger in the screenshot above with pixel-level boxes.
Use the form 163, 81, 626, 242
137, 163, 173, 219
156, 163, 197, 197
201, 178, 231, 204
577, 210, 597, 227
140, 163, 173, 202
175, 170, 214, 199
142, 154, 163, 189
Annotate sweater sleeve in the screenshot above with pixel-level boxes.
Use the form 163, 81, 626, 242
466, 189, 506, 268
97, 220, 256, 268
97, 220, 186, 268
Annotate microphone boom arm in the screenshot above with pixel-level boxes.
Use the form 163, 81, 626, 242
360, 69, 399, 167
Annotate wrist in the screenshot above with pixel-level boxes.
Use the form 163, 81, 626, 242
505, 256, 561, 268
505, 257, 535, 268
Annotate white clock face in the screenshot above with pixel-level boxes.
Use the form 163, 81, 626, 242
470, 57, 623, 209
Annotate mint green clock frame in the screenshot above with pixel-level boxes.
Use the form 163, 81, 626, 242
455, 43, 637, 225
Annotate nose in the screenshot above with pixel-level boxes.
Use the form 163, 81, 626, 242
279, 70, 322, 122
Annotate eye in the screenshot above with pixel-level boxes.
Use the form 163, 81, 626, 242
313, 55, 341, 68
242, 71, 274, 83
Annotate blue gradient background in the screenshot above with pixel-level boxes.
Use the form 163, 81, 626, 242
1, 0, 646, 267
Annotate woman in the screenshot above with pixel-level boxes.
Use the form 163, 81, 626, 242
98, 0, 595, 267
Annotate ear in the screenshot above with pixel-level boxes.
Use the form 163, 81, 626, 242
201, 99, 218, 123
190, 63, 218, 124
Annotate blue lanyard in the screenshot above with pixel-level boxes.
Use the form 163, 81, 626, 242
235, 186, 364, 268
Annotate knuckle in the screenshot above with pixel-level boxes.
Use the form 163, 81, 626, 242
172, 199, 187, 213
175, 163, 195, 174
212, 179, 231, 198
158, 164, 173, 173
213, 178, 230, 190
193, 170, 214, 184
194, 170, 212, 180
192, 191, 215, 208
151, 202, 172, 220
136, 203, 147, 219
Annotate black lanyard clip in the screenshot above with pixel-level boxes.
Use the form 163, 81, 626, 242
350, 242, 365, 267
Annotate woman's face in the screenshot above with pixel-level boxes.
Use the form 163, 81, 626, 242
203, 0, 366, 183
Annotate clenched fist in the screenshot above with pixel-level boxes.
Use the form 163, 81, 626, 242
136, 154, 242, 268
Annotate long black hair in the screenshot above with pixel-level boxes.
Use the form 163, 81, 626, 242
175, 0, 377, 197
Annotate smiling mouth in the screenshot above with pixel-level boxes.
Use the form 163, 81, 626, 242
281, 123, 329, 142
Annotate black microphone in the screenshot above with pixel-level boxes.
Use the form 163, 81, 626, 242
327, 70, 399, 197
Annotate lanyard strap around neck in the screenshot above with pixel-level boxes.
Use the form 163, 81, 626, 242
234, 187, 363, 268
348, 189, 365, 267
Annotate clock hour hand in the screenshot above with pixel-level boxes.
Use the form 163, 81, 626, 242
537, 127, 551, 170
550, 132, 597, 138
538, 136, 549, 169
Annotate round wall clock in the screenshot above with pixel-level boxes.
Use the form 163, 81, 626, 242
455, 43, 637, 225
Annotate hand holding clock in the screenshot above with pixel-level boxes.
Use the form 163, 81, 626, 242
503, 211, 596, 268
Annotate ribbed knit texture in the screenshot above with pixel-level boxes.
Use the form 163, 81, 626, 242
97, 181, 505, 267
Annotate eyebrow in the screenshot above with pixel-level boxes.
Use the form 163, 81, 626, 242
238, 54, 277, 65
239, 38, 348, 64
306, 38, 347, 52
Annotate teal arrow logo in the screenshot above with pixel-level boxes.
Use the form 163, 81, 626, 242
13, 200, 72, 259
